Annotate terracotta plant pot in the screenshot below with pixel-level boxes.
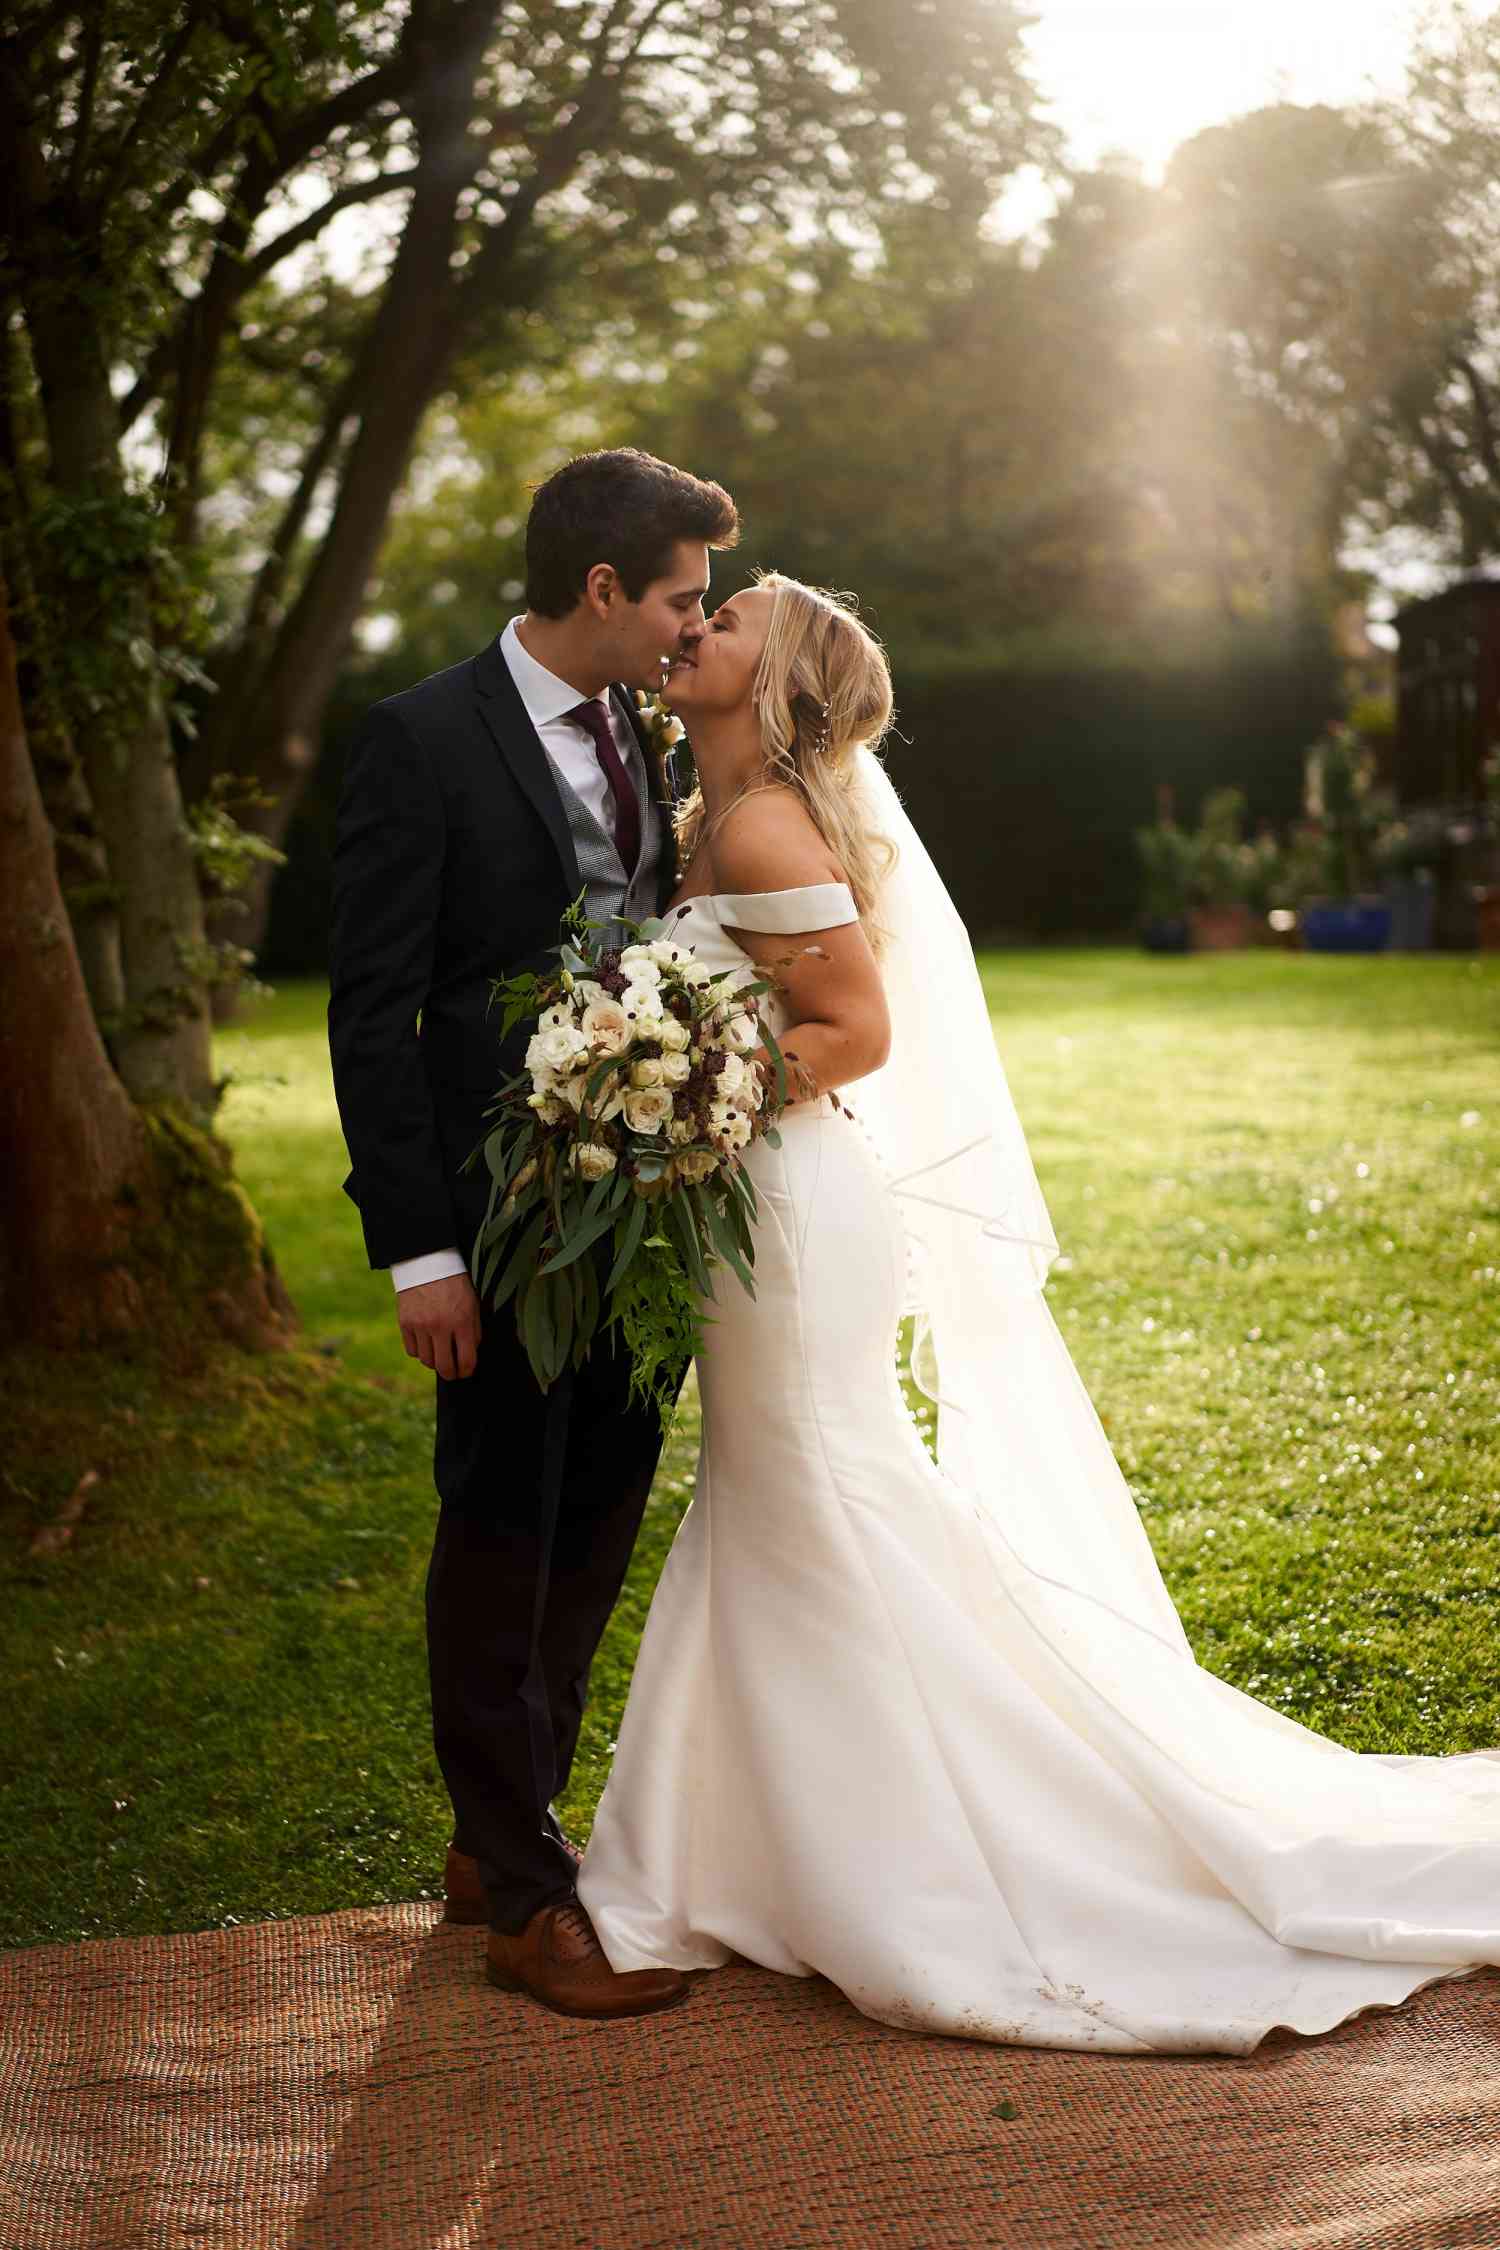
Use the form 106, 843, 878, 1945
1188, 903, 1255, 951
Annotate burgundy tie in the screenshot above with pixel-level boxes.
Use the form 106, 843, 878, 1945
568, 699, 642, 874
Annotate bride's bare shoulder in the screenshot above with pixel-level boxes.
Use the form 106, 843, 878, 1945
711, 786, 846, 895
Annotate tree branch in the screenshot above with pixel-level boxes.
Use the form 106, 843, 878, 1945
64, 5, 105, 206
159, 46, 416, 235
243, 168, 417, 282
1455, 350, 1500, 498
94, 7, 205, 211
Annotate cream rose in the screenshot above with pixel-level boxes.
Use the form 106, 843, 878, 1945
629, 1055, 666, 1089
668, 1115, 697, 1145
623, 1086, 674, 1135
661, 1048, 692, 1086
715, 1051, 751, 1099
570, 1142, 617, 1181
656, 1015, 691, 1053
580, 998, 630, 1056
674, 1148, 717, 1184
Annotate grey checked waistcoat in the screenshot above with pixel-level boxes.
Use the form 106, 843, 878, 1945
553, 696, 667, 945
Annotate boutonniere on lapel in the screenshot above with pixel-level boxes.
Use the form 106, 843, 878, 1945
634, 689, 689, 806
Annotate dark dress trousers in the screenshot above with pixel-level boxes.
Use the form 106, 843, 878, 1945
328, 635, 685, 1930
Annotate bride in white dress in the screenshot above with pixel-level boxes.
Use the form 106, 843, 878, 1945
576, 572, 1500, 2055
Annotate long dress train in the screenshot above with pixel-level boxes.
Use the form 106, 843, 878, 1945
577, 882, 1500, 2055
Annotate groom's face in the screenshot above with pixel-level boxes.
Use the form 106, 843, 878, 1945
602, 540, 711, 690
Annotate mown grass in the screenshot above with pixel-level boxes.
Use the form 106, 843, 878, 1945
2, 952, 1496, 1950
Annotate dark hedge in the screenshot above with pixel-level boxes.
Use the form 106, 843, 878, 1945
259, 641, 1338, 970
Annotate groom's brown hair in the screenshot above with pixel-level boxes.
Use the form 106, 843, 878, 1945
525, 448, 739, 617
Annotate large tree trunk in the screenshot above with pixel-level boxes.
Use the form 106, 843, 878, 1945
0, 578, 295, 1353
0, 306, 128, 1032
22, 270, 218, 1115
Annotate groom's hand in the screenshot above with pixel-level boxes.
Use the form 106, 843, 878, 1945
398, 1273, 482, 1380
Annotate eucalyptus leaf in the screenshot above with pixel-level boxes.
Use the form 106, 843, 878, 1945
699, 1185, 756, 1297
486, 1211, 547, 1313
541, 1198, 623, 1275
606, 1193, 650, 1292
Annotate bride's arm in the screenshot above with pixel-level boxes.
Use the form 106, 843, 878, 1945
713, 791, 890, 1103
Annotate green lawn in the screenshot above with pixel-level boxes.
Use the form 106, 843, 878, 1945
3, 951, 1497, 1950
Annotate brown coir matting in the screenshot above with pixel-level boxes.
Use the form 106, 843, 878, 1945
1, 1906, 1497, 2250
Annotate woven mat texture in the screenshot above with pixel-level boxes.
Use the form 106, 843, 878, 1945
2, 1905, 1498, 2250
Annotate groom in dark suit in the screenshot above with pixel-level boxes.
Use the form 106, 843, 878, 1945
328, 449, 739, 2018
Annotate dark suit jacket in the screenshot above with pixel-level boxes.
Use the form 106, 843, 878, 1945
327, 635, 679, 1272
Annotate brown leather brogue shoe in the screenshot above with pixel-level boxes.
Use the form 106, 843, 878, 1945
443, 1834, 582, 1926
485, 1897, 690, 2020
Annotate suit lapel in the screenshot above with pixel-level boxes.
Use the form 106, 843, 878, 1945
473, 636, 580, 892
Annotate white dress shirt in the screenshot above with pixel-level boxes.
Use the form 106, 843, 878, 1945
388, 620, 637, 1294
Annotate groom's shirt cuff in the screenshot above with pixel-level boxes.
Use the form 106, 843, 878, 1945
389, 1248, 466, 1293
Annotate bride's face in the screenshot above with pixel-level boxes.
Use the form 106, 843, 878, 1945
662, 587, 773, 717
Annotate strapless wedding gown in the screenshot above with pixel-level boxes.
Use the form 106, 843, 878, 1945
577, 883, 1500, 2054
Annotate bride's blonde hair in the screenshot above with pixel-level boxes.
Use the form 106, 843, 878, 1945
675, 571, 899, 952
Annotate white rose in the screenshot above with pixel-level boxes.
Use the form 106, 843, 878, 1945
678, 959, 713, 987
656, 1015, 691, 1053
630, 1055, 666, 1089
618, 945, 663, 985
623, 1086, 674, 1135
570, 1141, 617, 1181
538, 1023, 587, 1071
715, 1051, 751, 1098
668, 1115, 696, 1145
661, 1048, 692, 1086
622, 981, 664, 1024
580, 998, 630, 1056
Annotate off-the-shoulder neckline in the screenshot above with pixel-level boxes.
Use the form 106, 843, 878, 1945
670, 882, 854, 911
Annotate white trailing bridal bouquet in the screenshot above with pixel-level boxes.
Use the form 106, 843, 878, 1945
465, 898, 792, 1426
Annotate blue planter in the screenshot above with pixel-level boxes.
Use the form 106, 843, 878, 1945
1301, 899, 1392, 954
1140, 916, 1192, 953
